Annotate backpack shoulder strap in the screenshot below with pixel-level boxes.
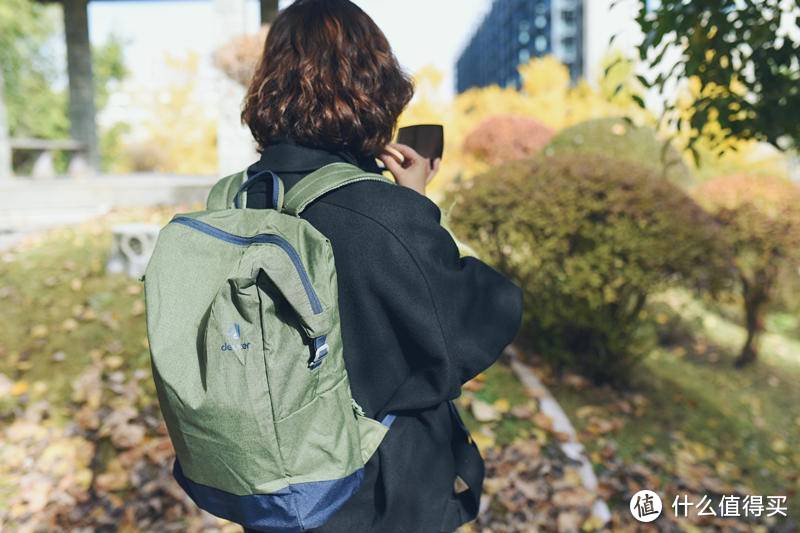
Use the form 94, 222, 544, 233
283, 162, 394, 216
206, 171, 246, 210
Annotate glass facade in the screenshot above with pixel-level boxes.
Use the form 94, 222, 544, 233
456, 0, 584, 93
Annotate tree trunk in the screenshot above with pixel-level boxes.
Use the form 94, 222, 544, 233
735, 276, 767, 368
64, 0, 100, 171
260, 0, 279, 24
0, 64, 11, 179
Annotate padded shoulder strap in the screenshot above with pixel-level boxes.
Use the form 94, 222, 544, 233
283, 162, 394, 216
206, 171, 246, 210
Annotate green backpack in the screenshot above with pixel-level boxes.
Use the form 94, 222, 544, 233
145, 163, 396, 532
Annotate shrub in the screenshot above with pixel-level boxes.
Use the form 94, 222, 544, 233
462, 115, 554, 166
545, 117, 693, 187
694, 175, 800, 367
448, 153, 729, 385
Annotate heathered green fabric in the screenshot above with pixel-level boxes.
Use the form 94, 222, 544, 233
146, 166, 391, 497
206, 171, 245, 210
282, 162, 394, 215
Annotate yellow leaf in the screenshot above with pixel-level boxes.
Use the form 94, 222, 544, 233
61, 318, 79, 332
771, 438, 788, 453
105, 355, 124, 370
493, 398, 511, 414
32, 381, 48, 395
126, 284, 142, 295
30, 324, 48, 338
10, 381, 29, 396
582, 515, 604, 531
470, 432, 495, 452
131, 300, 145, 316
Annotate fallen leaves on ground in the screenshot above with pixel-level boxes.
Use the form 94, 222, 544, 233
0, 360, 235, 532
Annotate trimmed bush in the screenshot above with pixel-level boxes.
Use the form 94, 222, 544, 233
545, 117, 693, 187
463, 115, 554, 166
448, 153, 729, 384
694, 175, 800, 367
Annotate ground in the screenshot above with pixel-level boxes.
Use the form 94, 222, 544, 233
0, 210, 797, 531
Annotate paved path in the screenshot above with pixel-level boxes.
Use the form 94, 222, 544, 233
505, 345, 612, 527
0, 174, 218, 250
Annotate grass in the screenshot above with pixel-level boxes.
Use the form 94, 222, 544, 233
0, 212, 533, 450
2, 215, 798, 518
552, 289, 800, 512
0, 211, 172, 422
457, 362, 534, 446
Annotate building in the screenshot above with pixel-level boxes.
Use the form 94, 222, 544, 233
456, 0, 585, 93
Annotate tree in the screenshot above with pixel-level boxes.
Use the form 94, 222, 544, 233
694, 175, 800, 367
213, 26, 269, 87
462, 115, 554, 166
1, 0, 127, 171
448, 153, 729, 384
126, 54, 217, 175
546, 117, 693, 186
0, 0, 68, 140
397, 57, 647, 192
626, 0, 800, 154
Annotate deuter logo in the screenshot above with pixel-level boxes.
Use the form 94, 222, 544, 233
221, 323, 251, 352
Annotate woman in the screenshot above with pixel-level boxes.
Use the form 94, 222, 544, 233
240, 1, 522, 531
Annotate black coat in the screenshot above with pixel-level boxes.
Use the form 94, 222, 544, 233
244, 141, 523, 532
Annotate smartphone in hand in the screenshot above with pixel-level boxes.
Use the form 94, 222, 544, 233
396, 124, 444, 169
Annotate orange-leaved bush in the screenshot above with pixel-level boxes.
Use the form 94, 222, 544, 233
694, 174, 800, 367
448, 153, 730, 385
462, 115, 554, 166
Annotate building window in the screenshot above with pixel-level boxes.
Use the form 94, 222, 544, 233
519, 49, 531, 63
518, 30, 530, 45
535, 36, 548, 52
535, 15, 547, 29
562, 10, 576, 25
562, 36, 576, 54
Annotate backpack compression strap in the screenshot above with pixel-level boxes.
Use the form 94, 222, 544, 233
282, 162, 394, 216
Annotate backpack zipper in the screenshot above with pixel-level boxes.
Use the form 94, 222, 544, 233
171, 216, 323, 314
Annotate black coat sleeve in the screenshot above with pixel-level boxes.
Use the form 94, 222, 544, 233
352, 186, 523, 412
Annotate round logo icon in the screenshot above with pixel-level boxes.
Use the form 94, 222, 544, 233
629, 490, 663, 523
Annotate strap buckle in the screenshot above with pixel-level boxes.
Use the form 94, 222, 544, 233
309, 336, 329, 369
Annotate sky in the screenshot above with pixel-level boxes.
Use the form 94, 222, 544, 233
88, 0, 493, 106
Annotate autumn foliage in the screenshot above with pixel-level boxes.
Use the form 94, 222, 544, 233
462, 115, 554, 166
694, 175, 800, 366
212, 26, 269, 87
448, 153, 729, 384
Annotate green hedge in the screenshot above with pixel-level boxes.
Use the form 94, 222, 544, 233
545, 117, 694, 187
448, 153, 729, 384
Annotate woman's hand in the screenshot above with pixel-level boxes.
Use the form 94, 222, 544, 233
379, 143, 441, 195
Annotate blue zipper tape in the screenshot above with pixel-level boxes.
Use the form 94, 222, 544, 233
171, 216, 323, 314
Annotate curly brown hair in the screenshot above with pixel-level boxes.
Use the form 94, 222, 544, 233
241, 0, 415, 158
